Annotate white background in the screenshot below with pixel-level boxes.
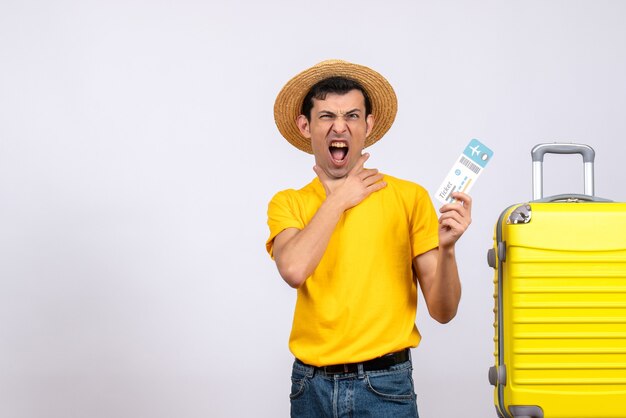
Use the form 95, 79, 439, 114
1, 1, 625, 417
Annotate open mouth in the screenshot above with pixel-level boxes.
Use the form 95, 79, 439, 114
329, 141, 348, 162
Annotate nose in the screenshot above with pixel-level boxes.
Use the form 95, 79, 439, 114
332, 117, 348, 134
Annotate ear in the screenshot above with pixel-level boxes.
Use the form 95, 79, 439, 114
365, 114, 375, 137
296, 115, 311, 139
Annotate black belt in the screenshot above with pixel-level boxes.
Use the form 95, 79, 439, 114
298, 349, 410, 375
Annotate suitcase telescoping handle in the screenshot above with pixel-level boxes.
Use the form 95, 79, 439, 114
531, 143, 595, 200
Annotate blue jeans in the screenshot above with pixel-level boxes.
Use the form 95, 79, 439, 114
290, 358, 419, 418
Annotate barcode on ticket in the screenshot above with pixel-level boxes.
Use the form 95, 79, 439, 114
435, 139, 494, 204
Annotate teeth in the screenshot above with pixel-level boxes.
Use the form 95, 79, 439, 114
330, 142, 347, 148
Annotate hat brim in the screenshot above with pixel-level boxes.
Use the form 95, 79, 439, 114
274, 60, 398, 154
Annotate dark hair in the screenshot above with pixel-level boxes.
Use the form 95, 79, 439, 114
300, 76, 372, 120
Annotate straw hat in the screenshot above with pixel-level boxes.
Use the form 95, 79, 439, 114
273, 59, 398, 154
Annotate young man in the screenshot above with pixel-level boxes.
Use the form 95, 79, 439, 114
266, 60, 472, 417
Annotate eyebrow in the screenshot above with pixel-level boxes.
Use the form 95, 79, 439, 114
316, 108, 362, 116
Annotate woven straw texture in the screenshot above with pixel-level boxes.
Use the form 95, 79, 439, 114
273, 60, 398, 154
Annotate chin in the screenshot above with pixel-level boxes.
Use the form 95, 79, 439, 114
325, 166, 350, 179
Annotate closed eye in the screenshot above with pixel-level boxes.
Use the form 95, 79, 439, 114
318, 112, 336, 120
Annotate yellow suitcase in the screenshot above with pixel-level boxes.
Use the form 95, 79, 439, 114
488, 144, 626, 418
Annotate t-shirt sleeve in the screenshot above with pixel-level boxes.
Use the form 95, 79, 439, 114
266, 190, 304, 259
410, 186, 439, 258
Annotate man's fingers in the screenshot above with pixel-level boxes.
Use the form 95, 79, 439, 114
439, 210, 463, 226
349, 152, 370, 175
451, 192, 472, 213
368, 178, 387, 193
440, 193, 472, 219
360, 168, 380, 181
363, 170, 383, 186
439, 192, 472, 246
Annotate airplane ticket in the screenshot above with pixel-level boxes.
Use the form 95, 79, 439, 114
435, 138, 494, 205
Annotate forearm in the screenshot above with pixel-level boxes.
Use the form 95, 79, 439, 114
428, 246, 462, 323
274, 196, 345, 288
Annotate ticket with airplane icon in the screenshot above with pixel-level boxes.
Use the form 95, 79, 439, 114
435, 139, 494, 205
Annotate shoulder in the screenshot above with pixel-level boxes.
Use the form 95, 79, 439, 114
382, 174, 430, 198
268, 179, 322, 210
380, 174, 436, 218
271, 178, 320, 199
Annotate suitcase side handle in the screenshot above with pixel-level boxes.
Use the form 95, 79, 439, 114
531, 143, 595, 200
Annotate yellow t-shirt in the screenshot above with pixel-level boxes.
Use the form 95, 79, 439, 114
266, 174, 439, 367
